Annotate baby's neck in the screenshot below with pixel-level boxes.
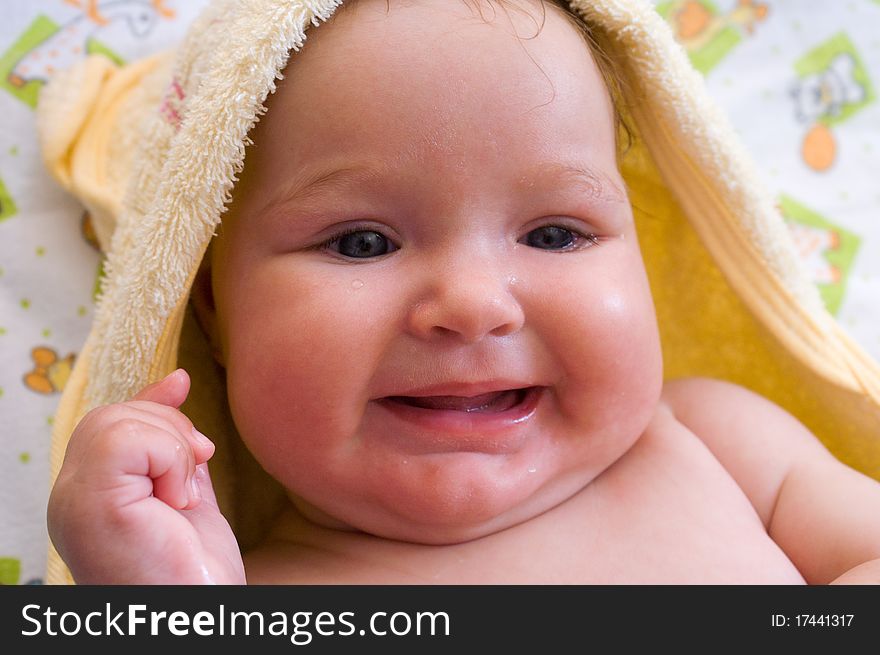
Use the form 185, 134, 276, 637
243, 495, 587, 584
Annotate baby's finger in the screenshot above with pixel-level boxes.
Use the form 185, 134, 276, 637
180, 463, 246, 583
148, 429, 200, 511
114, 402, 215, 465
65, 401, 210, 470
80, 418, 197, 511
191, 463, 218, 508
132, 368, 190, 408
189, 428, 216, 465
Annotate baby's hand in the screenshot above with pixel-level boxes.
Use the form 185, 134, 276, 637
47, 369, 246, 584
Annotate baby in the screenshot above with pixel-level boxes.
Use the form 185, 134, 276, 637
47, 0, 880, 584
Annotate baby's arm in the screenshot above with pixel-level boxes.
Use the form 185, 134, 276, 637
47, 369, 246, 584
664, 377, 880, 584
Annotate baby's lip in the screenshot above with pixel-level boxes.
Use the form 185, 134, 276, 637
370, 385, 545, 453
377, 380, 538, 399
387, 389, 530, 413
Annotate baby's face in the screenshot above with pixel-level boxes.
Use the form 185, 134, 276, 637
212, 0, 663, 543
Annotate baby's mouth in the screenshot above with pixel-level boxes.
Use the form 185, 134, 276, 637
384, 388, 530, 413
374, 386, 543, 452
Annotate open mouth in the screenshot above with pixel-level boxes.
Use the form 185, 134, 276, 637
373, 386, 544, 453
383, 387, 534, 413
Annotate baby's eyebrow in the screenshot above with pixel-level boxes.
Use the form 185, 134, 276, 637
268, 163, 387, 211
517, 161, 626, 205
260, 158, 626, 218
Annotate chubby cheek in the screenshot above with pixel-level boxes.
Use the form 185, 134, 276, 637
526, 244, 663, 458
220, 259, 395, 491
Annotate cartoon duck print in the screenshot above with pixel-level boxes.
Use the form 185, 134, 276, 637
791, 52, 868, 172
785, 222, 841, 285
23, 347, 75, 394
668, 0, 768, 52
7, 0, 175, 88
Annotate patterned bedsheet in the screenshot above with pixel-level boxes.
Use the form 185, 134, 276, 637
1, 0, 878, 584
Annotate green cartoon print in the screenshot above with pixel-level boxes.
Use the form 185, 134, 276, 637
0, 176, 17, 222
656, 0, 768, 74
0, 557, 43, 585
0, 558, 21, 585
778, 195, 861, 316
791, 33, 875, 171
0, 0, 178, 108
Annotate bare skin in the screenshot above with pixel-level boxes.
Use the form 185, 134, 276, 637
48, 0, 880, 584
245, 386, 808, 584
243, 378, 880, 585
50, 371, 880, 584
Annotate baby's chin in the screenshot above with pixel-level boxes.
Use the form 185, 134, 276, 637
291, 461, 599, 545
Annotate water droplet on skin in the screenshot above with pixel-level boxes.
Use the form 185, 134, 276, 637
527, 467, 537, 474
508, 275, 519, 287
352, 279, 364, 290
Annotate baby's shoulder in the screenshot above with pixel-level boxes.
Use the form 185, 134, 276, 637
657, 377, 828, 526
659, 376, 824, 455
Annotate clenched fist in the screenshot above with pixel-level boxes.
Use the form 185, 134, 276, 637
48, 369, 246, 584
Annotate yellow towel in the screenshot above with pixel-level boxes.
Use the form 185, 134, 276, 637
37, 0, 880, 585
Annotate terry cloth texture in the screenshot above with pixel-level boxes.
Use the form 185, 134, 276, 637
37, 0, 880, 585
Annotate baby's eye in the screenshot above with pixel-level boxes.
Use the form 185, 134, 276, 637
522, 225, 596, 251
326, 229, 397, 259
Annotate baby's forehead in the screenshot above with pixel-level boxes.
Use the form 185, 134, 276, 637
247, 0, 620, 190
280, 0, 604, 100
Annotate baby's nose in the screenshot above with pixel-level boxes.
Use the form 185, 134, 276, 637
406, 265, 524, 344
